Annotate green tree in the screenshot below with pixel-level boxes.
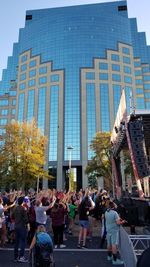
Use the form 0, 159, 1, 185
85, 132, 112, 190
0, 120, 51, 189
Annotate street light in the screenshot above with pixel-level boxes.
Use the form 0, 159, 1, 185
67, 145, 74, 190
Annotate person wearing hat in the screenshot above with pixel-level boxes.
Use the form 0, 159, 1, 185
105, 201, 126, 265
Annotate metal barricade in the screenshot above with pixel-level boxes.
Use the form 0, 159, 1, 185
129, 235, 150, 256
119, 226, 137, 267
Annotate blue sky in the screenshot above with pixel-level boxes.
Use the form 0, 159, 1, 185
0, 0, 149, 79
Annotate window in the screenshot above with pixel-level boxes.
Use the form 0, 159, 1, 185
21, 55, 27, 63
135, 70, 142, 76
143, 75, 150, 81
0, 119, 7, 125
112, 74, 121, 82
12, 100, 16, 106
111, 54, 120, 62
39, 67, 47, 74
100, 84, 110, 131
136, 88, 143, 94
20, 83, 26, 90
144, 84, 150, 90
123, 56, 131, 64
136, 79, 143, 85
99, 62, 108, 70
118, 5, 127, 11
86, 72, 95, 80
20, 73, 26, 81
122, 47, 130, 55
99, 73, 108, 80
28, 79, 35, 87
26, 14, 32, 20
145, 92, 150, 98
29, 69, 36, 78
0, 100, 9, 106
142, 67, 149, 73
124, 66, 131, 74
124, 76, 132, 84
112, 64, 120, 72
11, 109, 16, 115
21, 64, 27, 72
1, 109, 8, 115
29, 60, 36, 68
134, 61, 141, 67
39, 77, 47, 84
9, 91, 16, 96
51, 74, 60, 82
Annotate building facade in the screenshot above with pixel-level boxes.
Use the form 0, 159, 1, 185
0, 1, 150, 189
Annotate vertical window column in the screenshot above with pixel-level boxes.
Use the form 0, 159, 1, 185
100, 84, 110, 131
86, 83, 96, 159
18, 93, 25, 122
38, 87, 46, 133
27, 90, 35, 122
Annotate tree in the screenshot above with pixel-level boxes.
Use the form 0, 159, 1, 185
0, 120, 51, 189
85, 132, 112, 190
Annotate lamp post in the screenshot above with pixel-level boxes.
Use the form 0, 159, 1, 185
67, 145, 73, 190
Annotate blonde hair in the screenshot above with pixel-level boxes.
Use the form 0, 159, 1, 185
37, 225, 46, 233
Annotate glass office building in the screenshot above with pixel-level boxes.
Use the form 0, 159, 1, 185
0, 0, 150, 189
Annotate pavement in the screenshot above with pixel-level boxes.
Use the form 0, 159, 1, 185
0, 219, 144, 267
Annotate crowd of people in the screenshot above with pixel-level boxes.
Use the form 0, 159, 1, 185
0, 187, 130, 265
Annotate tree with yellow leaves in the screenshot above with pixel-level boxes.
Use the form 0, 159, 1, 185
0, 120, 51, 190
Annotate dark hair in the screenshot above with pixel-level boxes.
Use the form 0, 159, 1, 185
18, 197, 24, 206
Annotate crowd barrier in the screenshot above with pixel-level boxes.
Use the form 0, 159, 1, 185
119, 226, 137, 267
119, 226, 150, 267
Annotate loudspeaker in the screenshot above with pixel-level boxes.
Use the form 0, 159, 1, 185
129, 119, 150, 179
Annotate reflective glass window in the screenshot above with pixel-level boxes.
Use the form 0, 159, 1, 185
86, 83, 96, 159
39, 77, 47, 84
21, 64, 27, 72
29, 60, 36, 68
142, 67, 149, 73
136, 88, 143, 94
134, 61, 141, 67
0, 100, 8, 106
122, 47, 130, 55
136, 97, 145, 109
123, 56, 131, 64
21, 55, 27, 63
49, 85, 59, 161
144, 84, 150, 90
124, 66, 131, 74
38, 87, 46, 133
1, 109, 8, 115
99, 73, 108, 80
51, 74, 59, 82
113, 84, 121, 116
28, 79, 35, 87
20, 83, 26, 90
27, 90, 35, 122
86, 72, 95, 80
143, 75, 150, 81
100, 83, 110, 131
39, 66, 47, 74
145, 92, 150, 98
9, 91, 16, 96
12, 99, 16, 106
145, 102, 150, 109
111, 54, 120, 61
124, 76, 132, 84
20, 73, 26, 81
99, 62, 108, 70
135, 70, 142, 76
136, 79, 143, 85
11, 109, 16, 115
18, 93, 25, 122
29, 69, 36, 78
125, 86, 132, 113
112, 64, 120, 72
112, 74, 121, 82
0, 119, 7, 125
